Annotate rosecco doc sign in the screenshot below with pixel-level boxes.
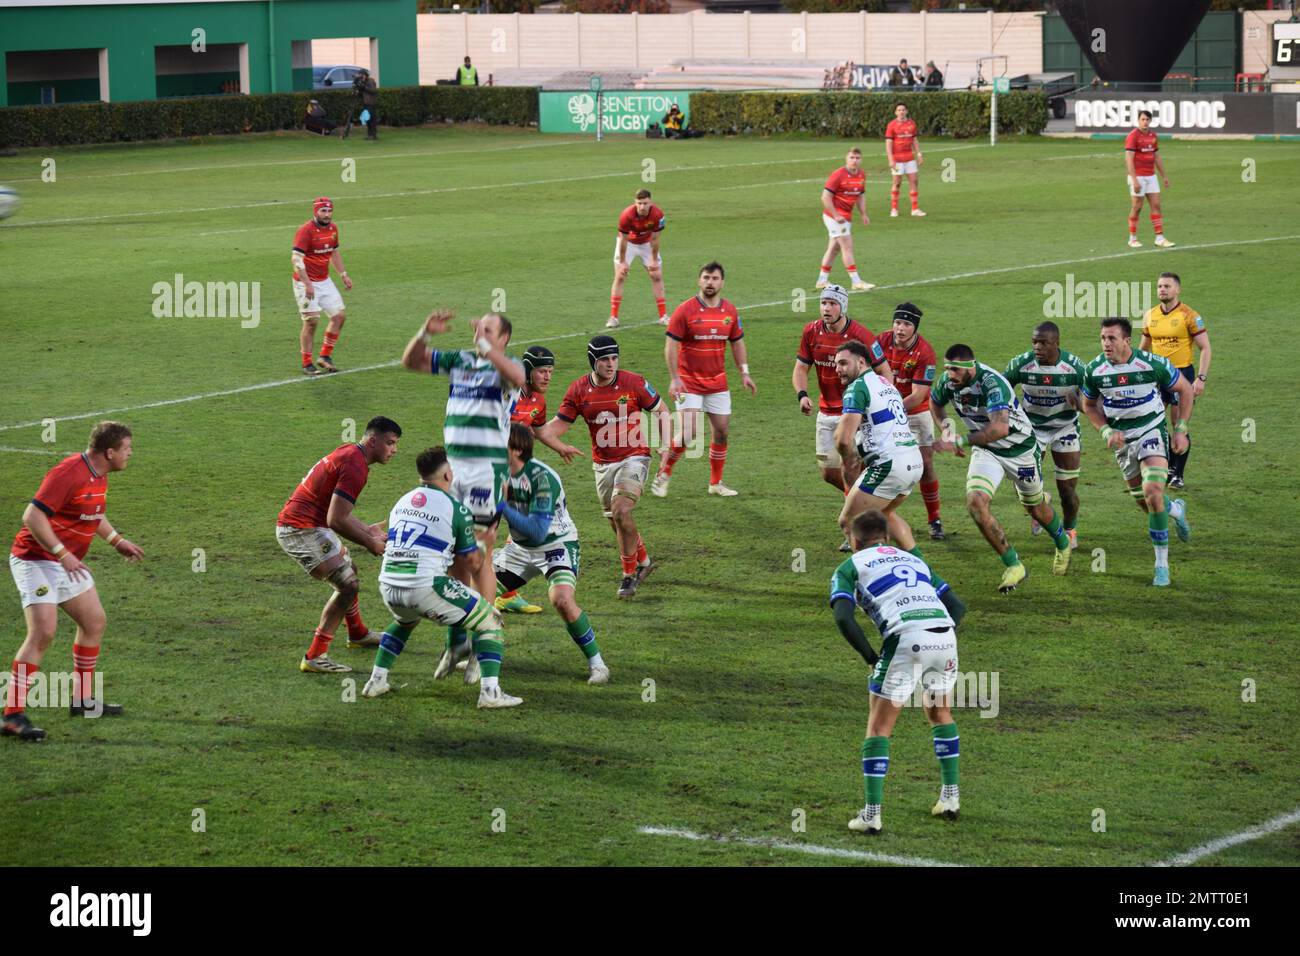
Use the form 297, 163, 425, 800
539, 91, 696, 134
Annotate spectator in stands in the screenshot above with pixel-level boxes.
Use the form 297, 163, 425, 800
889, 58, 918, 90
304, 99, 337, 136
457, 56, 479, 86
923, 61, 944, 90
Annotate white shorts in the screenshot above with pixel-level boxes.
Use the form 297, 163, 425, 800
293, 276, 344, 318
816, 412, 843, 468
9, 555, 96, 608
379, 578, 494, 630
892, 160, 918, 176
1128, 174, 1160, 197
614, 237, 660, 269
856, 447, 923, 500
965, 445, 1045, 505
677, 391, 732, 416
493, 538, 581, 590
1034, 420, 1082, 455
870, 625, 959, 705
1115, 427, 1169, 483
276, 525, 344, 574
593, 455, 650, 518
907, 411, 934, 447
449, 459, 508, 526
822, 213, 852, 238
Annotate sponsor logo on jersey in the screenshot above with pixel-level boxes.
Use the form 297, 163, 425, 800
411, 492, 426, 507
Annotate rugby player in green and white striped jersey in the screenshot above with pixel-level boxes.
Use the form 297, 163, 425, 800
1081, 317, 1192, 587
402, 308, 526, 672
1004, 322, 1088, 549
931, 344, 1072, 593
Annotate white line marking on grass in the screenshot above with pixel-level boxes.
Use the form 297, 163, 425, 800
638, 825, 963, 866
0, 446, 66, 455
195, 214, 414, 238
1151, 807, 1300, 867
12, 155, 848, 229
0, 320, 666, 434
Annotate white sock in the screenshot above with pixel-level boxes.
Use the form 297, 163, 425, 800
1154, 545, 1169, 569
862, 803, 881, 821
941, 784, 959, 801
1168, 498, 1184, 520
848, 269, 861, 282
370, 665, 389, 681
589, 652, 605, 670
817, 271, 829, 284
480, 675, 499, 692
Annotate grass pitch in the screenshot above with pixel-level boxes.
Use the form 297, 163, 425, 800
1, 127, 1297, 866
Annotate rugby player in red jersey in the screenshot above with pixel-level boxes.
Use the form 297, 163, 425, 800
608, 189, 667, 329
5, 422, 143, 741
276, 417, 401, 674
879, 302, 944, 539
885, 102, 925, 218
537, 336, 673, 599
1125, 109, 1173, 248
653, 261, 755, 498
496, 345, 558, 615
792, 285, 893, 549
817, 148, 875, 292
292, 196, 354, 375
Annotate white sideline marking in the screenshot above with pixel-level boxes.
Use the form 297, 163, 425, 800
638, 825, 962, 867
0, 319, 665, 434
0, 446, 65, 456
0, 139, 587, 184
11, 155, 846, 229
1151, 807, 1300, 867
196, 214, 413, 238
5, 232, 1296, 435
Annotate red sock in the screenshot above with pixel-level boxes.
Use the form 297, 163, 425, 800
502, 589, 519, 601
1128, 214, 1139, 235
344, 599, 366, 639
662, 445, 685, 476
306, 627, 333, 660
708, 442, 727, 484
610, 295, 622, 319
636, 536, 648, 564
820, 265, 832, 277
71, 642, 99, 703
890, 187, 900, 209
4, 660, 38, 716
909, 189, 919, 211
656, 298, 666, 319
1151, 214, 1164, 235
621, 553, 638, 576
846, 262, 856, 273
321, 331, 339, 358
301, 350, 313, 366
920, 479, 941, 523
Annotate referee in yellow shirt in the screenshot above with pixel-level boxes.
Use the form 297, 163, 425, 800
1140, 272, 1211, 489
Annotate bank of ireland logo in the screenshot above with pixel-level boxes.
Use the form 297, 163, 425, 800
569, 94, 597, 131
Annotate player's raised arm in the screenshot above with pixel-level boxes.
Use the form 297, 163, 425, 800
325, 493, 385, 556
476, 339, 526, 390
96, 516, 143, 562
402, 309, 454, 372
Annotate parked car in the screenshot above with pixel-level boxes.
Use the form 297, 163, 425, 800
313, 65, 366, 90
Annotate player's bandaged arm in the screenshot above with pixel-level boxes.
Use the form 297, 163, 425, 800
291, 248, 306, 273
831, 598, 879, 667
496, 501, 552, 547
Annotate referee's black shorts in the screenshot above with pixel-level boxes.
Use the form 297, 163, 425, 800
1160, 364, 1195, 406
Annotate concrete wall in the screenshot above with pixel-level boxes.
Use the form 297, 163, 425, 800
411, 10, 1046, 85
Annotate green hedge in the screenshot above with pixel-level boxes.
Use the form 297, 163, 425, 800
0, 85, 539, 148
690, 91, 1048, 138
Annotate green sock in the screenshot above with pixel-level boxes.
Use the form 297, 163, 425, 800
373, 621, 413, 671
446, 625, 470, 652
472, 631, 504, 679
1063, 513, 1077, 532
861, 736, 891, 806
931, 722, 960, 786
909, 546, 947, 590
1043, 509, 1069, 551
565, 611, 600, 660
1000, 547, 1021, 568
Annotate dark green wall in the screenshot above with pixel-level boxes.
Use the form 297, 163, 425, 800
6, 78, 99, 106
1043, 11, 1241, 92
292, 67, 314, 92
0, 0, 418, 107
157, 72, 241, 98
